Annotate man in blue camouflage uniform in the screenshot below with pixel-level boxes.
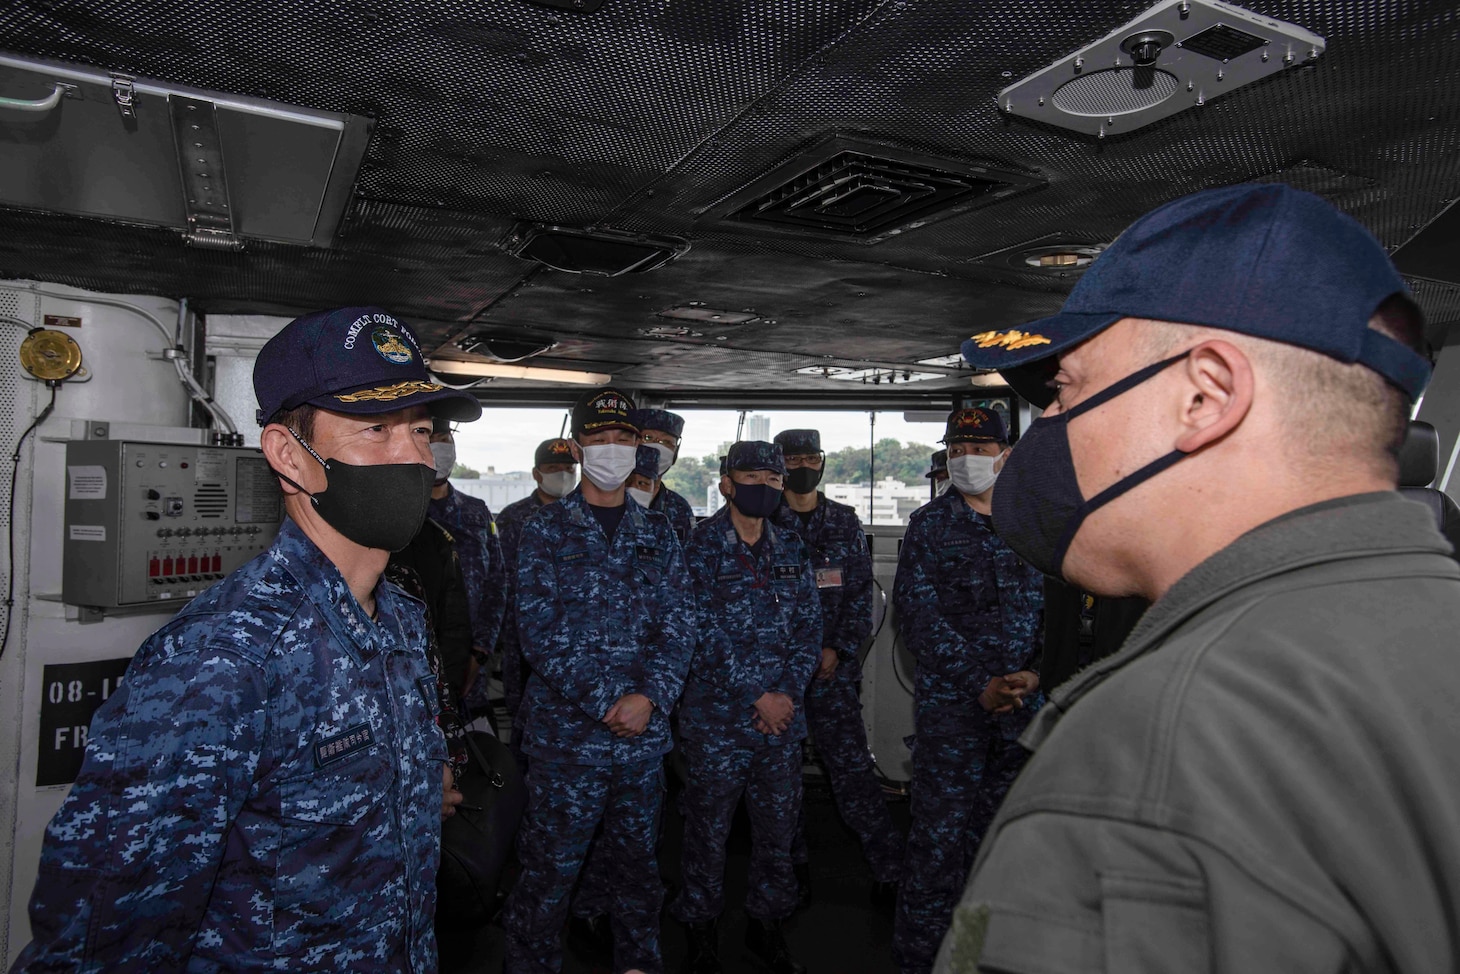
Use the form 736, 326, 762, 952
890, 407, 1044, 974
495, 437, 578, 751
926, 448, 950, 502
771, 429, 904, 911
671, 441, 821, 974
630, 407, 696, 545
502, 388, 695, 974
13, 306, 478, 972
428, 416, 507, 713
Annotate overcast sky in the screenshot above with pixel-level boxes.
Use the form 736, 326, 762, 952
452, 407, 951, 475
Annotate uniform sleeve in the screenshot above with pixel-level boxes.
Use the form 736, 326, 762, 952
636, 529, 695, 713
16, 638, 266, 972
515, 516, 621, 721
685, 535, 763, 707
474, 508, 508, 652
935, 811, 1352, 974
827, 514, 874, 656
892, 514, 996, 695
495, 510, 528, 718
771, 541, 823, 697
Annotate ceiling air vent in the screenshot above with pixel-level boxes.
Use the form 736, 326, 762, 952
998, 0, 1325, 138
508, 224, 689, 276
715, 139, 1045, 243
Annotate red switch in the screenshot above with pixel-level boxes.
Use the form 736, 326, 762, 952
211, 553, 222, 573
148, 557, 160, 578
187, 555, 199, 574
162, 557, 174, 576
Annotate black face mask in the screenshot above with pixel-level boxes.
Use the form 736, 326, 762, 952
278, 428, 434, 552
728, 482, 783, 519
785, 466, 824, 494
992, 352, 1191, 578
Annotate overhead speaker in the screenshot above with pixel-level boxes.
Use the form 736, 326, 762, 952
507, 224, 689, 276
997, 0, 1325, 138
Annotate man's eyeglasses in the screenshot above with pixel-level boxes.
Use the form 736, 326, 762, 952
783, 453, 824, 469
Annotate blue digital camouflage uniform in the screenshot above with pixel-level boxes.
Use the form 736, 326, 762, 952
14, 518, 446, 973
771, 494, 905, 884
493, 490, 549, 726
889, 487, 1044, 974
650, 486, 695, 546
671, 506, 822, 924
428, 484, 506, 703
502, 487, 694, 974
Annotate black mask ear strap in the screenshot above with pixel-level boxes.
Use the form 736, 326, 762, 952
1052, 447, 1189, 566
272, 468, 316, 500
272, 427, 327, 501
1065, 351, 1191, 420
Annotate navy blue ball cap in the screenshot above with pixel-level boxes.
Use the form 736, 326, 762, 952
925, 449, 949, 478
773, 429, 821, 454
534, 438, 576, 468
634, 444, 661, 481
628, 408, 684, 439
942, 407, 1007, 444
726, 440, 785, 476
961, 184, 1431, 404
254, 306, 482, 426
572, 387, 638, 437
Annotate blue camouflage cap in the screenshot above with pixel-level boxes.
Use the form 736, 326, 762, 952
634, 444, 661, 481
254, 307, 482, 425
961, 184, 1430, 407
773, 429, 821, 454
628, 408, 685, 439
926, 449, 949, 478
942, 407, 1007, 444
725, 440, 785, 476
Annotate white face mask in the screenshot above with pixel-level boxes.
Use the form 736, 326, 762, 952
538, 469, 576, 498
934, 477, 952, 497
626, 486, 655, 509
646, 442, 676, 476
948, 453, 1000, 497
429, 442, 456, 485
579, 442, 638, 490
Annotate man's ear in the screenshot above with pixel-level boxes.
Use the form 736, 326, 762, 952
567, 439, 584, 463
1174, 339, 1254, 454
260, 424, 306, 495
531, 468, 543, 486
719, 474, 733, 500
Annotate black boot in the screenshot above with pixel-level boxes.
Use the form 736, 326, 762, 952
744, 918, 806, 974
681, 918, 723, 974
870, 878, 899, 912
567, 913, 613, 970
793, 862, 812, 910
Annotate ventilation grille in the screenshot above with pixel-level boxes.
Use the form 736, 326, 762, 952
194, 483, 228, 518
719, 140, 1045, 243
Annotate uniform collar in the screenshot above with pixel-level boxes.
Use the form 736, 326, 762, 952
560, 486, 650, 536
1025, 491, 1455, 749
271, 518, 418, 664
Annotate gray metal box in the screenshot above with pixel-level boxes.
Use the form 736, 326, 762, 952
63, 440, 283, 610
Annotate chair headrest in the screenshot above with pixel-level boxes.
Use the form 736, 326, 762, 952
1399, 420, 1439, 488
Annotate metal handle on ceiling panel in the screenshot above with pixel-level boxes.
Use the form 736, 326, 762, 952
0, 83, 72, 113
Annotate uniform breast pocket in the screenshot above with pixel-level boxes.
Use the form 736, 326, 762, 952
933, 556, 989, 614
279, 744, 392, 829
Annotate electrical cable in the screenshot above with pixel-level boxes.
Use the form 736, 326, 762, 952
0, 315, 40, 332
0, 381, 58, 666
13, 286, 239, 435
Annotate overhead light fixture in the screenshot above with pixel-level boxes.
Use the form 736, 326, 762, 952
507, 223, 689, 276
453, 331, 558, 362
429, 359, 610, 385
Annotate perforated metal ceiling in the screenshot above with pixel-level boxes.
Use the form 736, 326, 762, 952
0, 0, 1457, 400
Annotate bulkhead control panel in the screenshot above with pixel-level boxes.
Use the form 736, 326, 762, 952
63, 440, 284, 609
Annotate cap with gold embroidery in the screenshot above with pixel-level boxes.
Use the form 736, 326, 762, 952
961, 184, 1430, 407
253, 306, 481, 425
572, 387, 638, 437
941, 407, 1007, 445
534, 438, 576, 468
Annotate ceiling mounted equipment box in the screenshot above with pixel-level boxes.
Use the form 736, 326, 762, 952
0, 52, 371, 249
997, 0, 1326, 138
714, 138, 1045, 243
